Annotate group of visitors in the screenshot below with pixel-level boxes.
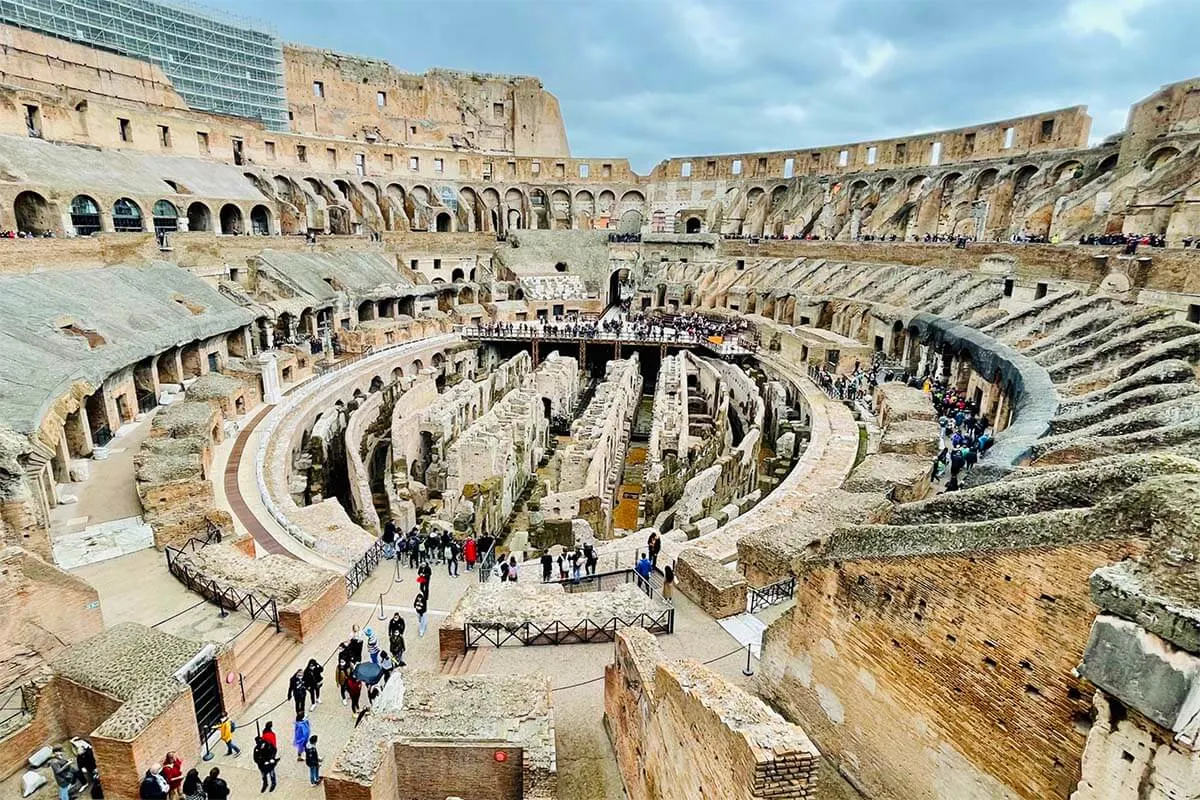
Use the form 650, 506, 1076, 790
47, 744, 99, 799
2, 229, 54, 238
135, 751, 230, 799
607, 232, 641, 243
810, 358, 882, 406
1077, 232, 1167, 250
382, 520, 489, 578
928, 380, 995, 492
541, 542, 599, 582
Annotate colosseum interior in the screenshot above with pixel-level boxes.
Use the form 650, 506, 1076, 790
0, 2, 1199, 799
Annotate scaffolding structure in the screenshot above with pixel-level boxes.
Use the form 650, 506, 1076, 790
0, 0, 289, 131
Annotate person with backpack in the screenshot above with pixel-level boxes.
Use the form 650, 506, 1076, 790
138, 765, 168, 799
304, 736, 322, 786
414, 590, 428, 637
252, 735, 278, 793
447, 537, 460, 577
211, 715, 240, 757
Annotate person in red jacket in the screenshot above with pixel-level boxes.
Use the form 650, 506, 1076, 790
161, 752, 183, 799
464, 537, 477, 571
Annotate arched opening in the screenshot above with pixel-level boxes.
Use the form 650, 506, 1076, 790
1012, 165, 1040, 194
1146, 146, 1181, 170
152, 200, 179, 233
358, 301, 375, 322
112, 198, 144, 232
250, 204, 272, 235
685, 216, 702, 234
451, 268, 465, 283
369, 376, 383, 393
608, 268, 629, 308
14, 191, 51, 235
458, 286, 476, 304
618, 209, 643, 233
187, 202, 212, 232
1052, 160, 1083, 184
70, 194, 101, 236
220, 204, 244, 235
1097, 154, 1119, 174
435, 212, 452, 232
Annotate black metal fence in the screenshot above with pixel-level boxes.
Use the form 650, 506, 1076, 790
477, 542, 497, 583
345, 538, 385, 596
747, 576, 796, 614
165, 537, 280, 631
548, 568, 664, 601
464, 608, 675, 649
0, 684, 30, 733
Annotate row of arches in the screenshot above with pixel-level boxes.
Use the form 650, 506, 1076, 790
11, 191, 274, 236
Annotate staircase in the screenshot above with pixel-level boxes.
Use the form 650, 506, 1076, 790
233, 622, 302, 703
438, 646, 489, 676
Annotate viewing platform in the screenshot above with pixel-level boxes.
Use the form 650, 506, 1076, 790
459, 324, 757, 360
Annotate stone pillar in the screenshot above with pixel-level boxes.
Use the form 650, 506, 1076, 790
64, 406, 93, 457
261, 353, 282, 404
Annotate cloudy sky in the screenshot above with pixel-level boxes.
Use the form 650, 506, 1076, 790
204, 0, 1196, 173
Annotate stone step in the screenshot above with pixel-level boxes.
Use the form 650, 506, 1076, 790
237, 623, 302, 703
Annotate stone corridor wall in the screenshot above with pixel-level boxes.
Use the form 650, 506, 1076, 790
757, 540, 1145, 800
605, 629, 819, 800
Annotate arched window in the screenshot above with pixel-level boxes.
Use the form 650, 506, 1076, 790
112, 198, 144, 232
250, 205, 272, 235
70, 195, 101, 236
152, 200, 179, 233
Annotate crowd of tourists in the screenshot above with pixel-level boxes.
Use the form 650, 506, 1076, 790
471, 310, 754, 347
809, 351, 893, 406
928, 379, 995, 492
1078, 232, 1167, 250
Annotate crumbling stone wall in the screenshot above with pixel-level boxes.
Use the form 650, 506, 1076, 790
605, 629, 819, 800
542, 355, 641, 536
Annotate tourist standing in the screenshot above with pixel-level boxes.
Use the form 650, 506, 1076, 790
139, 765, 169, 799
648, 532, 662, 568
292, 712, 311, 762
365, 627, 381, 665
382, 519, 397, 559
162, 752, 184, 799
253, 734, 278, 793
508, 555, 519, 582
348, 624, 365, 663
305, 736, 322, 786
464, 536, 477, 571
49, 747, 75, 800
379, 650, 396, 683
336, 656, 351, 706
202, 768, 229, 800
388, 612, 406, 667
262, 721, 277, 749
287, 669, 306, 715
414, 589, 428, 637
447, 537, 460, 577
662, 564, 675, 601
181, 769, 204, 800
346, 674, 364, 713
303, 659, 324, 706
418, 561, 432, 597
540, 551, 553, 582
635, 553, 652, 584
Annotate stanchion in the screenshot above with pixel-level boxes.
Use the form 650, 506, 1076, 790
377, 592, 386, 620
201, 732, 214, 761
742, 643, 754, 677
394, 555, 403, 583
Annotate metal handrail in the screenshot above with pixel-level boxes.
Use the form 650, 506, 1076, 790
747, 576, 796, 614
477, 541, 498, 583
547, 567, 664, 601
464, 607, 674, 649
165, 536, 280, 631
345, 538, 385, 596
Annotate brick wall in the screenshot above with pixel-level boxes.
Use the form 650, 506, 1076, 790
605, 629, 819, 800
757, 540, 1145, 800
91, 689, 200, 800
674, 550, 746, 618
0, 681, 63, 779
278, 577, 347, 643
52, 677, 121, 744
437, 623, 466, 662
393, 743, 523, 800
